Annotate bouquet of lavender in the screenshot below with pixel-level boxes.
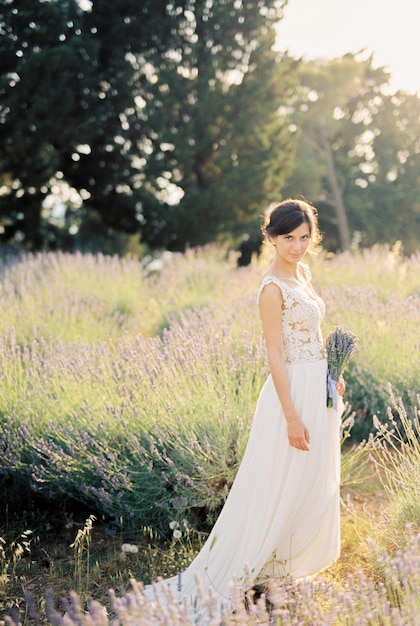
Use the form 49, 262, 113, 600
325, 326, 359, 409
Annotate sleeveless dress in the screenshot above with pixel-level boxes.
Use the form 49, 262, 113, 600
144, 263, 343, 612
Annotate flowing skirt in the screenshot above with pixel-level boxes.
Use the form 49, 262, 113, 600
145, 358, 343, 610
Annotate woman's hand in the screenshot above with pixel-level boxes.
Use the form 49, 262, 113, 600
336, 375, 346, 397
287, 417, 310, 451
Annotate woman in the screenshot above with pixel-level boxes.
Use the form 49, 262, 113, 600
145, 198, 345, 611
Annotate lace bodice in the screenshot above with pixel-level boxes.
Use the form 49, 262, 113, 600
257, 264, 326, 364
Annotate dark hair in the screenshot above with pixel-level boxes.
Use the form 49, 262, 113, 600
263, 198, 322, 249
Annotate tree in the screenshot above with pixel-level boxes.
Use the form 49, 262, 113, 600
131, 0, 297, 251
281, 53, 420, 253
0, 0, 151, 248
281, 53, 392, 251
0, 0, 297, 254
356, 90, 420, 253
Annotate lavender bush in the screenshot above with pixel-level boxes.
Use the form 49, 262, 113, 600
312, 242, 420, 298
371, 390, 420, 533
318, 246, 420, 439
0, 301, 267, 531
0, 247, 252, 343
0, 245, 419, 529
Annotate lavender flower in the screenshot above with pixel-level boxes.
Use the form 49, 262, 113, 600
325, 326, 359, 409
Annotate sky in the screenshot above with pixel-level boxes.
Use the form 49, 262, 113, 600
275, 0, 420, 94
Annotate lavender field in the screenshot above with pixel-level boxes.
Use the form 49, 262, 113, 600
1, 244, 420, 624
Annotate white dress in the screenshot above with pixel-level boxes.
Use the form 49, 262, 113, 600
145, 264, 343, 611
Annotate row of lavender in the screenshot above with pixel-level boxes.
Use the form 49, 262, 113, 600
0, 245, 419, 534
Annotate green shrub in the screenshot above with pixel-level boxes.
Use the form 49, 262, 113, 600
0, 245, 419, 531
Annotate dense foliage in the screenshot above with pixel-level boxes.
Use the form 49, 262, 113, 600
1, 2, 419, 256
0, 0, 294, 253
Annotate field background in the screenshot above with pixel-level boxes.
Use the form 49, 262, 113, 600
1, 244, 420, 624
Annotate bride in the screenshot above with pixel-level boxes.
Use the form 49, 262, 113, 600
144, 198, 345, 611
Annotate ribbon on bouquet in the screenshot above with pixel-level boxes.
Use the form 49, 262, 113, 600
326, 370, 338, 411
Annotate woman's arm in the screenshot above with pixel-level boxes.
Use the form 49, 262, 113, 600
258, 283, 310, 451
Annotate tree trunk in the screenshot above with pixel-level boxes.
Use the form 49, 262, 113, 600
320, 128, 351, 251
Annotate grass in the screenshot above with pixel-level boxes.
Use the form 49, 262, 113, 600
0, 470, 407, 625
0, 470, 383, 622
0, 243, 420, 623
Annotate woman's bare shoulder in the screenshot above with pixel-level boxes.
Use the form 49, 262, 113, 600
257, 275, 284, 307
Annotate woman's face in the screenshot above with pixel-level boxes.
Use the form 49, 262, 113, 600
270, 222, 311, 264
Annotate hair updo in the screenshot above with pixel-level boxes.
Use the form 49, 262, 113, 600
263, 198, 322, 251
